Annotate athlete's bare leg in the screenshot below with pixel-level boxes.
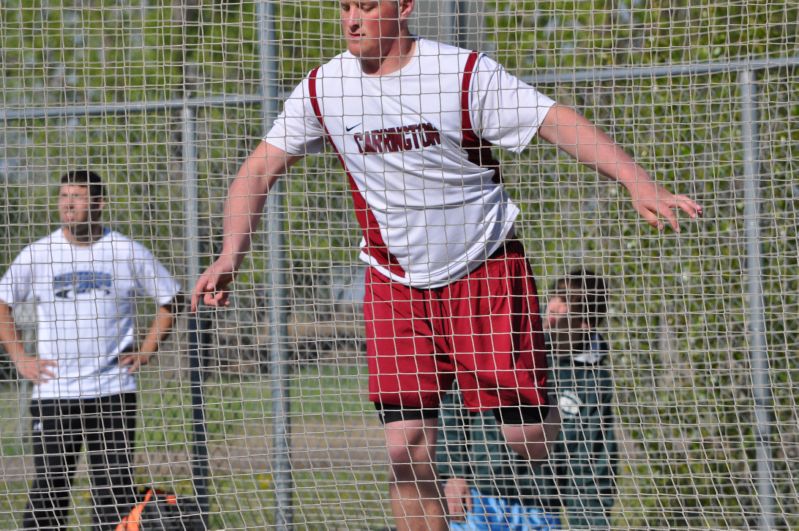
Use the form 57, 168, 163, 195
383, 418, 447, 531
501, 406, 562, 461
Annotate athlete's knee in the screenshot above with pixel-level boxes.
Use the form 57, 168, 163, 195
384, 420, 438, 482
386, 441, 436, 480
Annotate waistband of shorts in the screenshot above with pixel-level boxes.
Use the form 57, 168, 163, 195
366, 238, 526, 292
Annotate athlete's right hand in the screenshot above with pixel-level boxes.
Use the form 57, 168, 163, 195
190, 255, 238, 312
13, 354, 57, 384
443, 477, 472, 521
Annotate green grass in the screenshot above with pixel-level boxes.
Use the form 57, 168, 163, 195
0, 363, 391, 529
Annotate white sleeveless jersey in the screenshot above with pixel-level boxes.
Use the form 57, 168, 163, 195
266, 38, 555, 288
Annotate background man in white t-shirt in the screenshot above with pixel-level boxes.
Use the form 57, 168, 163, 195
0, 170, 181, 530
191, 1, 702, 529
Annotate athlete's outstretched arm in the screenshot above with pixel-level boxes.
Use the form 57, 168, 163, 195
191, 141, 302, 311
537, 103, 702, 232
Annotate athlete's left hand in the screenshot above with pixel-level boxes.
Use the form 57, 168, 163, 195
626, 180, 703, 232
120, 352, 154, 373
444, 478, 473, 521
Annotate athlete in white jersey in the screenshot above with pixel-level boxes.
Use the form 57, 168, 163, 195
191, 2, 702, 530
268, 37, 556, 288
0, 171, 180, 529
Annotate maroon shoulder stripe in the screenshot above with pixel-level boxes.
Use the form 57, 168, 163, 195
308, 67, 323, 123
461, 51, 481, 146
460, 51, 502, 183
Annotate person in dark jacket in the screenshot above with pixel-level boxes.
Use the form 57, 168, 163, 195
437, 268, 618, 530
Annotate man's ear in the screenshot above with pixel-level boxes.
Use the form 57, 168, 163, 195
91, 197, 106, 219
399, 0, 415, 21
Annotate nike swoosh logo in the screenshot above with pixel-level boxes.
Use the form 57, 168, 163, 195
345, 123, 361, 132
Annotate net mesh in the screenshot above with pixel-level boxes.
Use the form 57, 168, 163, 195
1, 1, 797, 529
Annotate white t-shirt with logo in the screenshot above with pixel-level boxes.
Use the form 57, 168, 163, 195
0, 229, 180, 400
266, 38, 556, 288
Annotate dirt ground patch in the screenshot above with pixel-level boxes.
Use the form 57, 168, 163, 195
1, 416, 387, 483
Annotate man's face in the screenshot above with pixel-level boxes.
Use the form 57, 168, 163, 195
339, 1, 408, 60
544, 295, 589, 354
58, 184, 102, 229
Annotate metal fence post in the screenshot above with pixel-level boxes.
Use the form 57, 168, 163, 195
740, 68, 775, 531
258, 2, 293, 529
183, 105, 210, 525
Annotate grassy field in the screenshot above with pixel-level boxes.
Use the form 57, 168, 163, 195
0, 363, 392, 530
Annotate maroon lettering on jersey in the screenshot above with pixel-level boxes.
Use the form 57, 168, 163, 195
401, 127, 414, 151
421, 123, 439, 147
384, 132, 402, 152
354, 123, 441, 154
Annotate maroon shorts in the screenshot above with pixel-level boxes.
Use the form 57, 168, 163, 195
364, 240, 548, 414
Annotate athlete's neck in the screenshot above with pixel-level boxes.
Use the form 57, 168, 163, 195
360, 35, 416, 76
62, 224, 105, 246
